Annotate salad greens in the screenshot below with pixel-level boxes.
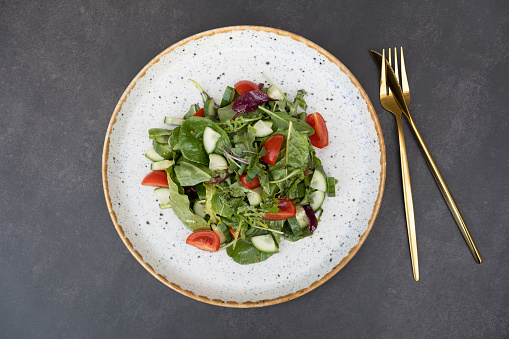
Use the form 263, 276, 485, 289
143, 78, 338, 265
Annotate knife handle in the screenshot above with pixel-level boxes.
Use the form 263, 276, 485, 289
405, 112, 483, 264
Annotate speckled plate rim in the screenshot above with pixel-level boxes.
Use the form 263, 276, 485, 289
102, 25, 386, 308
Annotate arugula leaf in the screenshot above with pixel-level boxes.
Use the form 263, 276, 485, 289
226, 238, 274, 265
174, 160, 212, 186
161, 168, 209, 232
258, 106, 314, 136
289, 89, 307, 116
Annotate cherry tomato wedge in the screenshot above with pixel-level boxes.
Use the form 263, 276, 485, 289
234, 80, 259, 95
193, 108, 204, 117
261, 134, 284, 166
186, 230, 220, 252
228, 227, 238, 238
141, 170, 168, 187
306, 112, 329, 148
263, 198, 297, 221
239, 173, 261, 189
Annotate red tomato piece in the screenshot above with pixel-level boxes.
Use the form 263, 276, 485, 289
261, 134, 284, 166
263, 198, 297, 221
239, 173, 261, 189
228, 227, 236, 237
234, 80, 259, 95
193, 108, 205, 117
186, 230, 220, 252
141, 170, 168, 187
306, 112, 329, 148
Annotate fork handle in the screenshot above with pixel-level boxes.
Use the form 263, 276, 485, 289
405, 113, 483, 264
395, 114, 419, 281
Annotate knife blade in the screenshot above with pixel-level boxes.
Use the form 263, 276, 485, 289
369, 49, 410, 117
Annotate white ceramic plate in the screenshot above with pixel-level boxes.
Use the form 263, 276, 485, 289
102, 26, 385, 307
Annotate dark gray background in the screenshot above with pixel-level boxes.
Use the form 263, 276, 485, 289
1, 0, 508, 338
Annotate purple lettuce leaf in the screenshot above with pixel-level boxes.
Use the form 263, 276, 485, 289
232, 90, 275, 115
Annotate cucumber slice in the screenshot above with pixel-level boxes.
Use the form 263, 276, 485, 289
267, 85, 284, 100
203, 126, 221, 153
164, 117, 185, 125
211, 224, 227, 244
154, 135, 170, 144
295, 206, 309, 229
251, 234, 278, 253
309, 190, 325, 211
145, 147, 165, 161
152, 139, 172, 159
246, 187, 263, 206
310, 170, 327, 192
252, 120, 273, 137
154, 187, 170, 205
150, 160, 174, 171
208, 154, 228, 171
193, 200, 207, 218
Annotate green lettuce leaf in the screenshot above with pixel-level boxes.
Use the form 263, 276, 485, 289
161, 168, 209, 232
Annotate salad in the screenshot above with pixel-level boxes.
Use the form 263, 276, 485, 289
141, 77, 337, 265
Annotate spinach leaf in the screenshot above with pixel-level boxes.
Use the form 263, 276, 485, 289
169, 126, 180, 151
174, 160, 212, 186
161, 168, 209, 232
287, 124, 309, 169
226, 238, 274, 265
179, 117, 231, 164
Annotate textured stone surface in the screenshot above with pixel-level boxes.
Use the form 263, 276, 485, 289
1, 0, 508, 337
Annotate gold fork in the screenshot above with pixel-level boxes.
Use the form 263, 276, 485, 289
380, 48, 419, 281
371, 48, 482, 265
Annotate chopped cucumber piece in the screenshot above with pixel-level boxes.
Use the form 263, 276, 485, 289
154, 187, 170, 205
267, 85, 284, 100
310, 170, 327, 192
209, 154, 228, 171
145, 147, 165, 161
309, 190, 325, 211
204, 98, 217, 116
183, 104, 201, 119
252, 120, 273, 137
150, 160, 174, 171
287, 217, 302, 235
193, 200, 207, 218
149, 128, 172, 139
251, 234, 278, 253
246, 187, 263, 206
220, 86, 235, 107
164, 117, 185, 125
152, 139, 172, 159
288, 182, 306, 199
203, 126, 221, 153
211, 224, 227, 244
327, 177, 338, 197
295, 206, 309, 229
154, 135, 170, 144
216, 222, 232, 242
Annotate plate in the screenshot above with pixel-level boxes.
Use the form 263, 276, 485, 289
102, 26, 385, 307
